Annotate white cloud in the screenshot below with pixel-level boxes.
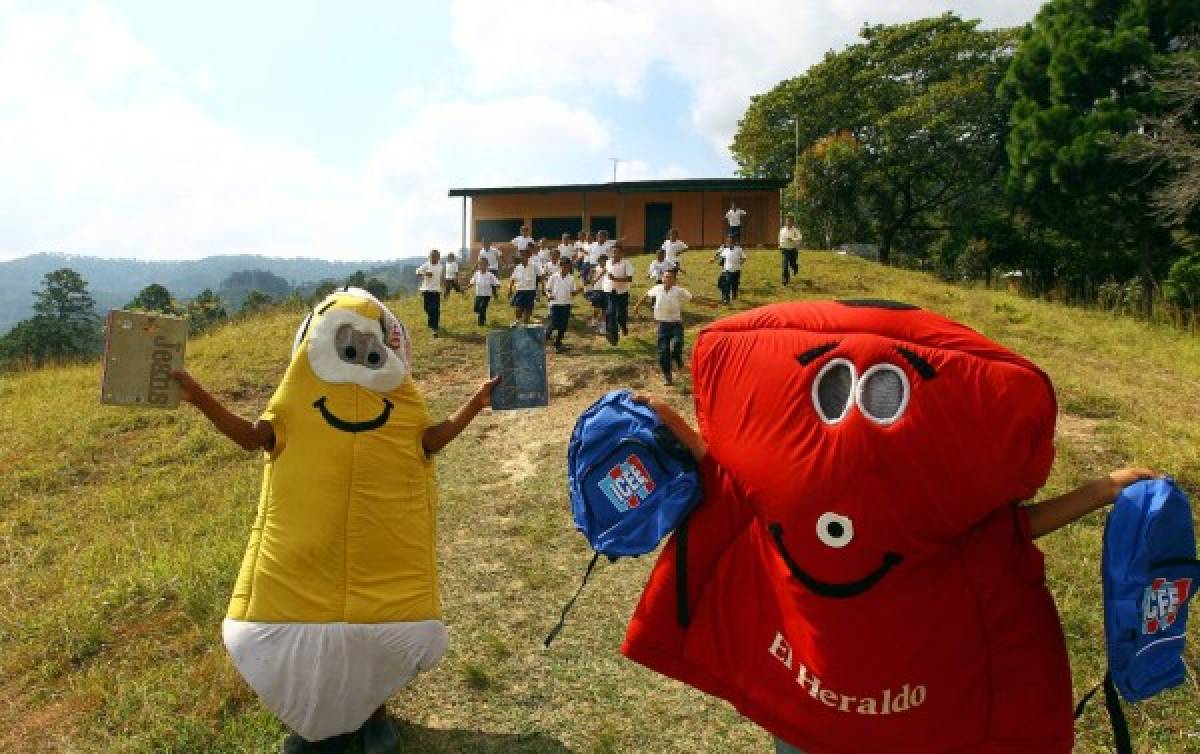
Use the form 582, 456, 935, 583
0, 5, 614, 260
451, 0, 1044, 153
615, 160, 691, 182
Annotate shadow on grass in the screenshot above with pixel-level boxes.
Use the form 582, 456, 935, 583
394, 722, 573, 753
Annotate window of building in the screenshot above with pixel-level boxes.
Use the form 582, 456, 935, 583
532, 217, 584, 240
475, 218, 524, 243
589, 216, 617, 237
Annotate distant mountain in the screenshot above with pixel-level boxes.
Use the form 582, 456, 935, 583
0, 253, 425, 332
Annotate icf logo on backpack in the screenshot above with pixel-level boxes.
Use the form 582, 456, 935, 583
1142, 578, 1193, 635
597, 455, 657, 513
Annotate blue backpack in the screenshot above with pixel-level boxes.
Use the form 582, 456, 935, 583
544, 390, 703, 645
1076, 477, 1200, 753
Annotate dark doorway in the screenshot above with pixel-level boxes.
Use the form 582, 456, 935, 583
644, 203, 672, 251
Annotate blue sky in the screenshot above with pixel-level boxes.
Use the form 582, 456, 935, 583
0, 0, 1044, 261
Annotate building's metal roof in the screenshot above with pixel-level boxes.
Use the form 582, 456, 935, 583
447, 178, 788, 197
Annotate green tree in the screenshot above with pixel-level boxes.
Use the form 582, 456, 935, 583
240, 290, 275, 315
364, 278, 389, 300
793, 131, 868, 248
1002, 0, 1199, 312
185, 288, 227, 334
126, 283, 180, 314
309, 280, 339, 305
1, 268, 102, 363
733, 14, 1016, 264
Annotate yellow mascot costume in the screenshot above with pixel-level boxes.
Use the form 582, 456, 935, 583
221, 288, 446, 744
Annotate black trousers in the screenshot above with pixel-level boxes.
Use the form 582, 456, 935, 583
781, 248, 799, 283
657, 321, 684, 377
549, 304, 571, 345
422, 291, 441, 331
473, 295, 491, 325
719, 270, 742, 302
606, 291, 629, 341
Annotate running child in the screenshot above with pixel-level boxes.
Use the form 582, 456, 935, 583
442, 253, 462, 298
714, 234, 747, 304
508, 246, 538, 325
546, 257, 578, 353
604, 245, 635, 346
415, 249, 445, 337
478, 239, 500, 276
586, 253, 609, 332
633, 267, 717, 385
469, 258, 500, 326
661, 228, 688, 271
647, 249, 670, 285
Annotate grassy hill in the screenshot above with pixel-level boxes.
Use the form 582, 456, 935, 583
2, 250, 1199, 753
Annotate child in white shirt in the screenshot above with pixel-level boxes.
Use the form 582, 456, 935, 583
603, 246, 635, 346
546, 258, 578, 352
442, 253, 462, 298
633, 267, 715, 385
508, 225, 536, 270
586, 254, 609, 331
714, 234, 747, 304
647, 249, 670, 284
478, 240, 500, 276
468, 258, 500, 326
660, 228, 688, 270
415, 249, 445, 337
508, 247, 539, 325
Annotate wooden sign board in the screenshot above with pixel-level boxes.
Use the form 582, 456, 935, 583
100, 310, 188, 409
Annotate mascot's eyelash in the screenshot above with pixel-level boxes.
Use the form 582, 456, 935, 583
897, 347, 937, 380
797, 342, 840, 366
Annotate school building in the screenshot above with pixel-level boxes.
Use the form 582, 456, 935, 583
447, 178, 788, 263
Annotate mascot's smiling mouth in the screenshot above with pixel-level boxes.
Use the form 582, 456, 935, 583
768, 523, 902, 598
313, 396, 394, 433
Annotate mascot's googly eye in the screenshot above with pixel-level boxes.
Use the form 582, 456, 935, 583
816, 512, 854, 548
812, 358, 857, 424
857, 363, 910, 426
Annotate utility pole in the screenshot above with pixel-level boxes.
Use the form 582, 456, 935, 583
609, 157, 625, 183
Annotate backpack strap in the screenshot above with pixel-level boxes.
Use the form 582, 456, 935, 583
676, 518, 691, 628
1074, 672, 1132, 754
544, 552, 603, 648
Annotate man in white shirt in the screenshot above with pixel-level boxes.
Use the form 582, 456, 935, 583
478, 240, 500, 276
468, 258, 501, 326
713, 234, 747, 304
415, 249, 445, 337
442, 253, 462, 298
507, 246, 539, 325
660, 228, 688, 269
778, 214, 803, 286
603, 245, 635, 345
633, 268, 715, 385
725, 202, 748, 243
545, 258, 578, 352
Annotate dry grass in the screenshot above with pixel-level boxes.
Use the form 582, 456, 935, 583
2, 250, 1199, 752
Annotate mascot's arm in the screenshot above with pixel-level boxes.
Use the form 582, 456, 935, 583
422, 376, 501, 455
1025, 467, 1157, 538
171, 369, 275, 452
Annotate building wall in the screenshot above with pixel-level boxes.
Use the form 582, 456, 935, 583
465, 188, 780, 265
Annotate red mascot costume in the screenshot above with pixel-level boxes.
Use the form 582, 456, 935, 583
622, 300, 1074, 753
